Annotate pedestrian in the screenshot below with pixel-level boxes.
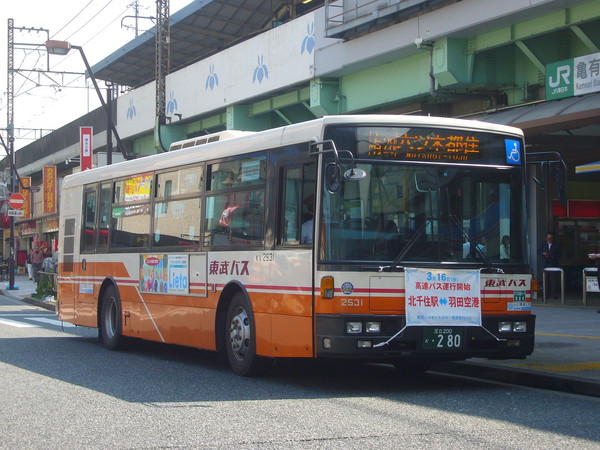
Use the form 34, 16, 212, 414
538, 231, 561, 299
500, 235, 510, 260
587, 249, 600, 313
26, 251, 33, 280
30, 245, 44, 282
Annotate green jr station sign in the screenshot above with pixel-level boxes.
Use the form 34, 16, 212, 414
546, 51, 600, 100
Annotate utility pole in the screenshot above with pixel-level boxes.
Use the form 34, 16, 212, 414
106, 83, 114, 165
154, 0, 170, 152
121, 1, 155, 37
6, 18, 17, 290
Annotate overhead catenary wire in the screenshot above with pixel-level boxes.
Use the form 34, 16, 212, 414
1, 1, 130, 115
50, 0, 96, 40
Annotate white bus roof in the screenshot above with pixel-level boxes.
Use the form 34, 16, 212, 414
61, 114, 524, 189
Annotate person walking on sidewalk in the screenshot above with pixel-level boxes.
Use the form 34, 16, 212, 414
29, 245, 44, 282
538, 231, 561, 299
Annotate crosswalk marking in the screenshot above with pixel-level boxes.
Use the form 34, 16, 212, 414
28, 317, 76, 328
0, 315, 75, 328
0, 317, 40, 328
0, 313, 54, 317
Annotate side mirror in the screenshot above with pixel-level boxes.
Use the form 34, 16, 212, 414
325, 162, 341, 194
344, 168, 367, 181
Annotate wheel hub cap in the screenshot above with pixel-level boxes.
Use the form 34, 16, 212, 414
229, 308, 250, 359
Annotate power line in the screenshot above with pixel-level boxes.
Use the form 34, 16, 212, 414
64, 0, 117, 42
50, 0, 96, 39
52, 3, 131, 70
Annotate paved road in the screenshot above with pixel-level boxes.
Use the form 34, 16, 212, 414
1, 294, 599, 448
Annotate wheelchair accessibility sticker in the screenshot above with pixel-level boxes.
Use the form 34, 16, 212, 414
505, 139, 522, 166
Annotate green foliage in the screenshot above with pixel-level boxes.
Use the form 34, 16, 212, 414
36, 274, 55, 298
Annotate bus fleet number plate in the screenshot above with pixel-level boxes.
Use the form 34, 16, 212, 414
422, 327, 463, 350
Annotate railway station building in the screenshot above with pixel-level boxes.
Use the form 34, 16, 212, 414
4, 0, 600, 291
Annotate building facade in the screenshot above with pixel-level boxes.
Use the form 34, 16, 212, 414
5, 0, 600, 289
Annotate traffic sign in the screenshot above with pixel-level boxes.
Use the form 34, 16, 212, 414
8, 193, 25, 210
7, 209, 24, 217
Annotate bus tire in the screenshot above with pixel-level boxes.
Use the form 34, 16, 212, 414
99, 285, 124, 350
225, 292, 268, 376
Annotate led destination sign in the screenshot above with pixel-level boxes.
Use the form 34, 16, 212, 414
367, 131, 480, 162
324, 126, 523, 166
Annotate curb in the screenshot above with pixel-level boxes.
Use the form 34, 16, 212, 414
434, 361, 600, 398
20, 297, 57, 312
1, 290, 56, 313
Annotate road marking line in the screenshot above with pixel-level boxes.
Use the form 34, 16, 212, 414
537, 332, 600, 340
0, 318, 40, 328
27, 317, 76, 328
510, 361, 600, 373
0, 313, 54, 317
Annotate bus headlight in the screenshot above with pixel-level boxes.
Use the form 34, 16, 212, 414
365, 321, 381, 333
513, 322, 527, 332
498, 321, 527, 332
346, 322, 362, 334
498, 322, 512, 333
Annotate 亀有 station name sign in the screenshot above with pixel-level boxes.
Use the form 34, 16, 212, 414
546, 51, 600, 100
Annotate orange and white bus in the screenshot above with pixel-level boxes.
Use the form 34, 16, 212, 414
58, 115, 535, 376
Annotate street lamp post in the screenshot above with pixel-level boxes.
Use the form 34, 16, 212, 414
44, 40, 130, 161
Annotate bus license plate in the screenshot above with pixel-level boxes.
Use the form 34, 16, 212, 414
422, 327, 463, 350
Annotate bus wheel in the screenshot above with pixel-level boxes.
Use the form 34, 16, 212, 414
99, 285, 123, 350
225, 293, 265, 376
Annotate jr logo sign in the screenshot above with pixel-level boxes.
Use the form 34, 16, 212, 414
546, 52, 600, 100
546, 61, 573, 100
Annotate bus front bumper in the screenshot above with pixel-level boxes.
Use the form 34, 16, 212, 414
315, 314, 536, 361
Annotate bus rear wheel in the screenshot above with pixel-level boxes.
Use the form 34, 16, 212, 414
225, 293, 269, 376
99, 285, 124, 350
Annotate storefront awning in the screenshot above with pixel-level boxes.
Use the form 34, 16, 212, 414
576, 161, 600, 174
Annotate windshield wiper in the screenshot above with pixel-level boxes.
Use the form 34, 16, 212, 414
379, 217, 433, 272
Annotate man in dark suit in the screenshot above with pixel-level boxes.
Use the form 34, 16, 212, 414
538, 231, 561, 298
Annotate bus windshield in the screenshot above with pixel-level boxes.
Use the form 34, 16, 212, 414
320, 127, 527, 265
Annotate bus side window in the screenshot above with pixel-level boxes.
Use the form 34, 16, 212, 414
97, 183, 111, 252
153, 166, 203, 248
110, 175, 152, 249
281, 167, 302, 244
82, 186, 97, 253
279, 163, 315, 245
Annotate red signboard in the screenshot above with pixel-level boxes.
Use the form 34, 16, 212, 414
43, 166, 57, 214
20, 177, 31, 219
552, 199, 600, 218
80, 126, 93, 171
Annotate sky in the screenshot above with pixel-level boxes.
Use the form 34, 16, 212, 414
1, 0, 190, 151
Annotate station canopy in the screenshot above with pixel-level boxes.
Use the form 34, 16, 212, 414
91, 0, 320, 88
478, 92, 600, 168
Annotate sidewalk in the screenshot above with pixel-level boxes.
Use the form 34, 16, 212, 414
438, 302, 600, 398
1, 275, 599, 397
1, 274, 56, 311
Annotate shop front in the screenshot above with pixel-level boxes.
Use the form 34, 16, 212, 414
479, 92, 600, 293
